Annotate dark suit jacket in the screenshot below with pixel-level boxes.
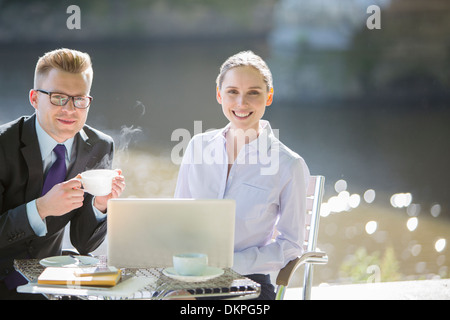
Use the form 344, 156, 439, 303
0, 114, 114, 278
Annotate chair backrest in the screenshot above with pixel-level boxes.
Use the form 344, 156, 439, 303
303, 175, 325, 252
274, 175, 326, 300
272, 175, 325, 247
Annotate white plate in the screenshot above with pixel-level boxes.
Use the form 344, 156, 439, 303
39, 255, 99, 268
162, 267, 224, 282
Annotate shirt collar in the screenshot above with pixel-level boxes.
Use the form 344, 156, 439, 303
210, 119, 275, 152
35, 117, 74, 161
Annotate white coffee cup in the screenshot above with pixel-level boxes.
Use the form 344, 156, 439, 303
76, 169, 118, 196
173, 253, 208, 276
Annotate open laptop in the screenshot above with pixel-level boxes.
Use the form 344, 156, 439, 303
107, 198, 235, 269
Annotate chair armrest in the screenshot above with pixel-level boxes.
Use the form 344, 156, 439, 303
276, 251, 328, 286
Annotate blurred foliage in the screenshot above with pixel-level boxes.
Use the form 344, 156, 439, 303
0, 0, 277, 42
347, 0, 450, 97
340, 246, 402, 283
0, 0, 277, 15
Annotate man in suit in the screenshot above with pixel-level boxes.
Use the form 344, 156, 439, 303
0, 48, 125, 299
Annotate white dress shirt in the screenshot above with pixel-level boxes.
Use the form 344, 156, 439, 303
174, 120, 310, 275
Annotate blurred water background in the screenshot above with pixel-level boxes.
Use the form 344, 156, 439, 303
1, 0, 449, 287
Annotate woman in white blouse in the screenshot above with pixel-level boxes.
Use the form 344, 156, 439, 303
175, 51, 310, 299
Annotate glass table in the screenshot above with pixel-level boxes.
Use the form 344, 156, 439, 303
14, 258, 260, 300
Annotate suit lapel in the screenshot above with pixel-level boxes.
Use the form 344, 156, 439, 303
21, 115, 44, 201
21, 117, 98, 195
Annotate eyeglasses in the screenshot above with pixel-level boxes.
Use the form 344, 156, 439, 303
36, 89, 93, 109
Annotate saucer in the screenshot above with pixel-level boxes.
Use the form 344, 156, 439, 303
162, 267, 224, 282
39, 255, 99, 268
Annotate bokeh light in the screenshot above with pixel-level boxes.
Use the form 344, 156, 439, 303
390, 193, 413, 208
365, 221, 377, 235
406, 217, 418, 232
363, 189, 376, 204
435, 238, 446, 253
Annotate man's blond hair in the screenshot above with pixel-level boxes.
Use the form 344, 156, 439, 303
34, 48, 93, 88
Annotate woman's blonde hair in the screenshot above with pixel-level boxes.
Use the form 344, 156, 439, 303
216, 51, 273, 91
34, 48, 93, 88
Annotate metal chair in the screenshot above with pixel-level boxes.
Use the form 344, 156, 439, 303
275, 175, 327, 300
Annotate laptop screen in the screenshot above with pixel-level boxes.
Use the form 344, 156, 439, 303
107, 198, 235, 269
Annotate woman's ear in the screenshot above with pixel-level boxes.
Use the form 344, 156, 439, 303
216, 86, 222, 104
266, 88, 274, 106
